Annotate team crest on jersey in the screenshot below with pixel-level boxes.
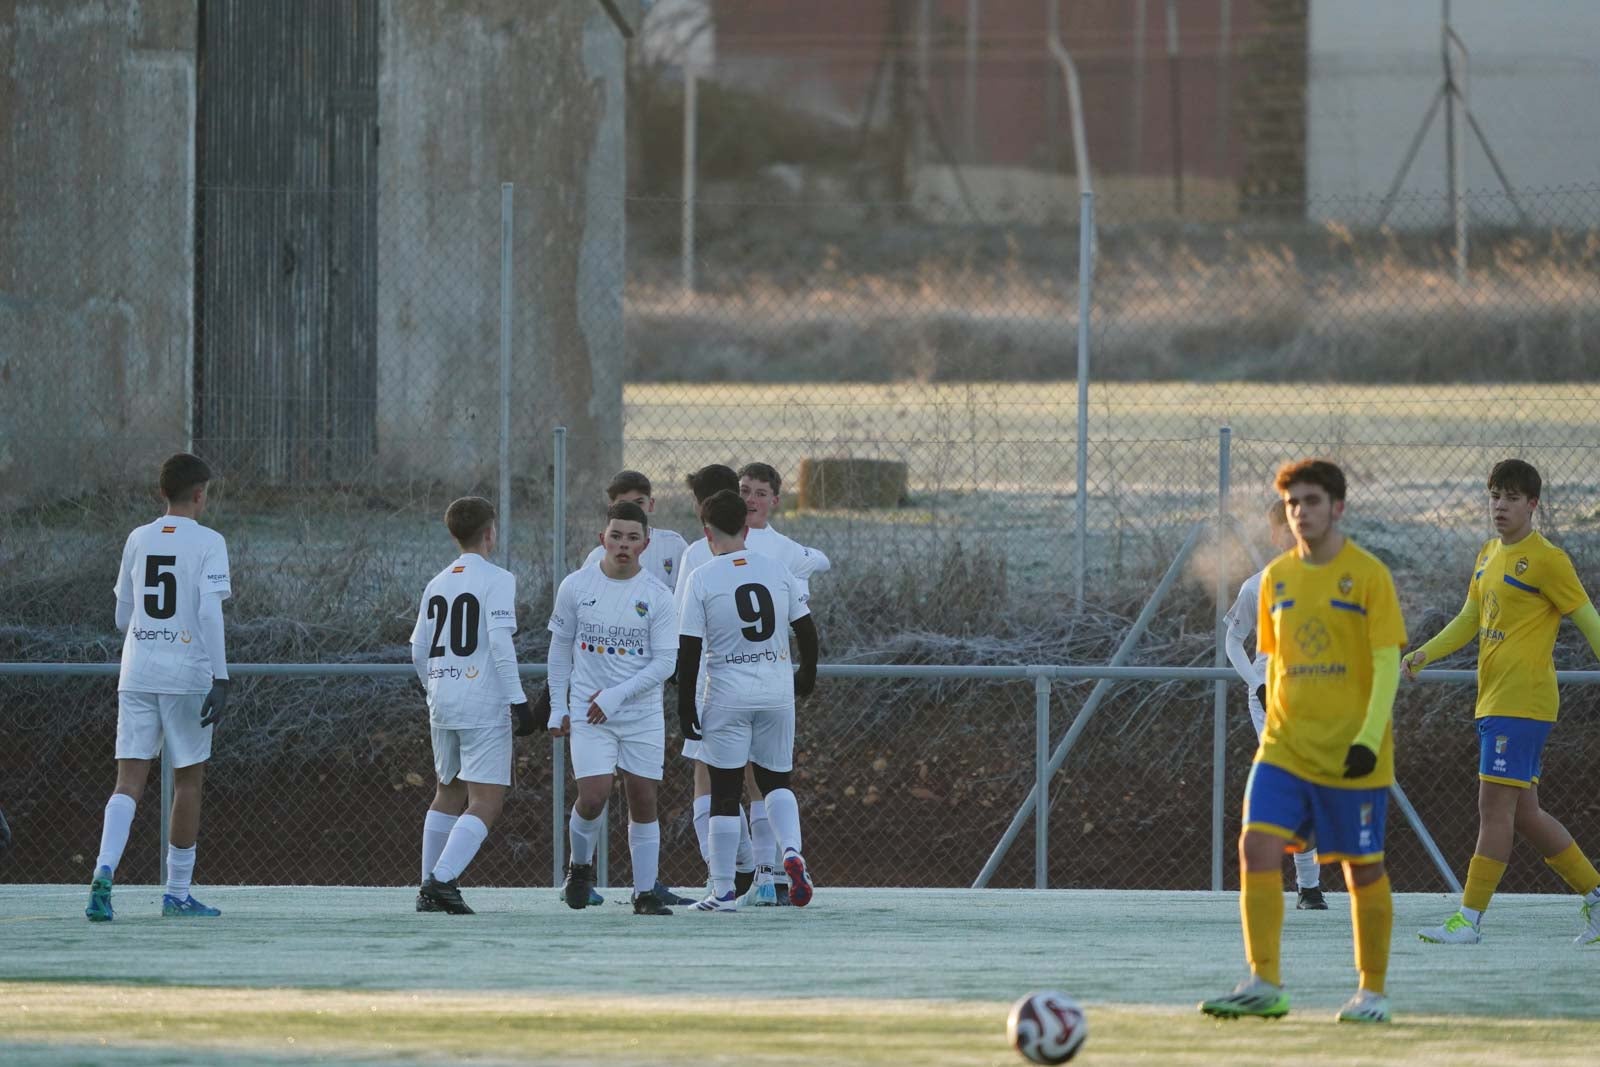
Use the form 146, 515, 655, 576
1515, 557, 1529, 575
1494, 734, 1508, 755
663, 558, 673, 574
1338, 574, 1353, 595
634, 600, 649, 617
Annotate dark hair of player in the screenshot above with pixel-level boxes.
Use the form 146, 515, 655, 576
1266, 499, 1288, 528
606, 500, 650, 531
445, 496, 496, 548
685, 464, 738, 504
159, 452, 212, 501
738, 462, 782, 495
606, 470, 652, 500
1274, 458, 1346, 503
1488, 459, 1541, 502
700, 489, 747, 537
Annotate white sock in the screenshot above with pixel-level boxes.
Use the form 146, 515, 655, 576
1461, 905, 1484, 925
735, 804, 755, 872
692, 795, 712, 863
629, 820, 660, 895
421, 810, 458, 885
749, 800, 776, 873
430, 813, 488, 884
1293, 849, 1320, 890
165, 844, 196, 900
569, 806, 605, 866
762, 787, 803, 856
708, 814, 741, 897
95, 793, 137, 874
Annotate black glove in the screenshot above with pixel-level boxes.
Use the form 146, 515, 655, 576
1343, 743, 1377, 779
199, 679, 231, 728
795, 663, 817, 699
1255, 684, 1267, 707
510, 702, 537, 737
678, 702, 702, 743
0, 805, 11, 860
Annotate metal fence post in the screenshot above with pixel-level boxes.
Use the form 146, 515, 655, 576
1073, 188, 1095, 612
499, 183, 514, 569
1211, 427, 1232, 892
551, 425, 568, 886
1034, 671, 1050, 889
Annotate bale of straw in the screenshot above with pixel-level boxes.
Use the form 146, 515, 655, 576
797, 458, 908, 510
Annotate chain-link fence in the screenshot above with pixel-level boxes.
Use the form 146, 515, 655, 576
6, 163, 1600, 892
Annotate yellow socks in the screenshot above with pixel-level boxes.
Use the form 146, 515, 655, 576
1349, 872, 1393, 994
1242, 870, 1284, 986
1544, 842, 1600, 896
1462, 854, 1508, 914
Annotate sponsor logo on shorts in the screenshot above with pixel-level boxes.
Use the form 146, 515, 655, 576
1493, 757, 1508, 774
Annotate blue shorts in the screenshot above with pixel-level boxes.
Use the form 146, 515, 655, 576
1478, 715, 1552, 788
1243, 761, 1388, 865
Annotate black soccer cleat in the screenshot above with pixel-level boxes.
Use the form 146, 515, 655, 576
631, 890, 673, 916
418, 875, 474, 915
1296, 887, 1328, 911
652, 880, 695, 907
563, 862, 597, 910
734, 868, 756, 898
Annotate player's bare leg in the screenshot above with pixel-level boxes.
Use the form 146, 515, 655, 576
1422, 780, 1519, 943
87, 758, 153, 922
622, 771, 672, 915
421, 780, 504, 915
161, 762, 220, 917
1201, 830, 1291, 1018
1512, 783, 1600, 943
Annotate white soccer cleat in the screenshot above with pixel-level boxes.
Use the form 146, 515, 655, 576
1417, 911, 1481, 944
743, 866, 778, 907
691, 889, 740, 913
1335, 989, 1391, 1024
1575, 894, 1600, 946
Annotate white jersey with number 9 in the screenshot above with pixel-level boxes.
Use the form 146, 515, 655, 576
677, 551, 809, 710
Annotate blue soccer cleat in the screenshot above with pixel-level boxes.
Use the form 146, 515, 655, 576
652, 880, 695, 907
162, 893, 221, 917
85, 865, 114, 922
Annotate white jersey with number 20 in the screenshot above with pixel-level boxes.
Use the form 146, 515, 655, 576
678, 551, 809, 711
114, 516, 231, 695
410, 555, 523, 729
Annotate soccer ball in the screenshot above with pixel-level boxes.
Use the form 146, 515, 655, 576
1006, 990, 1087, 1065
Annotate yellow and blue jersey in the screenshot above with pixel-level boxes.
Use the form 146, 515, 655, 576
1256, 539, 1407, 789
1463, 533, 1589, 723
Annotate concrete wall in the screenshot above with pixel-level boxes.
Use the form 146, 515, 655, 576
0, 1, 196, 506
1309, 0, 1600, 226
376, 0, 628, 495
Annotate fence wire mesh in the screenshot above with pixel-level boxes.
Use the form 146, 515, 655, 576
5, 170, 1600, 892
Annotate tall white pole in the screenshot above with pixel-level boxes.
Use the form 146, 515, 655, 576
1211, 428, 1232, 892
499, 183, 514, 568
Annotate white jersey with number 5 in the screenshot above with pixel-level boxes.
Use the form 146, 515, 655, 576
582, 527, 690, 592
114, 516, 231, 695
678, 551, 809, 710
410, 555, 523, 729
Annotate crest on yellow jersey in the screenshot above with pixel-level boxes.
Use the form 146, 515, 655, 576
1515, 557, 1529, 575
1338, 574, 1353, 595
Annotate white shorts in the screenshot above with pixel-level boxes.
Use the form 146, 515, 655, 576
699, 702, 794, 773
431, 723, 513, 787
116, 691, 212, 768
570, 715, 665, 781
681, 737, 705, 762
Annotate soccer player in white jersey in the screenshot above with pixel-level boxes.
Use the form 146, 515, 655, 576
548, 501, 681, 915
676, 489, 820, 912
88, 453, 232, 921
737, 462, 831, 904
581, 470, 690, 592
411, 497, 542, 915
1224, 499, 1326, 910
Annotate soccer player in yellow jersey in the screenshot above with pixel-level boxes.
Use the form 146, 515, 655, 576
1201, 459, 1406, 1024
1406, 460, 1600, 946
